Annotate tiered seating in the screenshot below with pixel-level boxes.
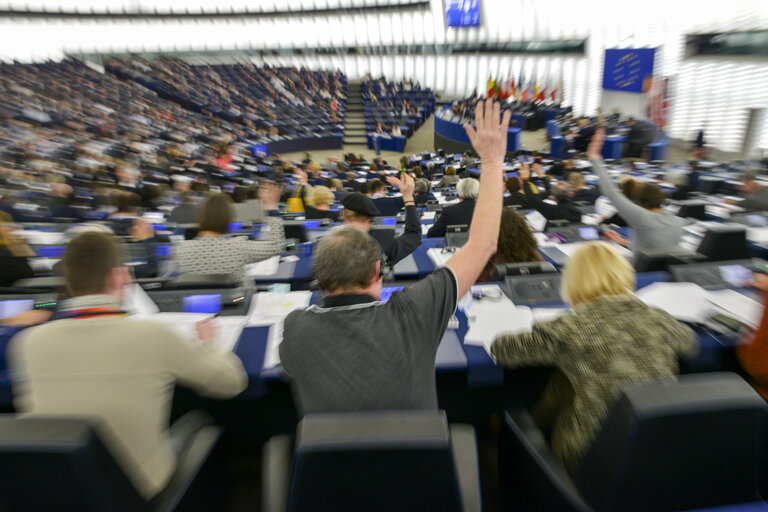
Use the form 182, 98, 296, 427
106, 58, 346, 149
361, 76, 435, 139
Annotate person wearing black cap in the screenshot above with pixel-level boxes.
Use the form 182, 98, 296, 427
340, 173, 421, 267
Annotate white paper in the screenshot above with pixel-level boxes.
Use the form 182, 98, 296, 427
705, 289, 762, 328
635, 282, 713, 323
426, 248, 452, 268
422, 211, 436, 220
247, 291, 312, 326
525, 210, 547, 232
263, 321, 284, 369
244, 255, 281, 277
123, 284, 159, 315
595, 197, 617, 218
136, 312, 245, 352
421, 224, 430, 235
462, 285, 534, 355
281, 255, 300, 263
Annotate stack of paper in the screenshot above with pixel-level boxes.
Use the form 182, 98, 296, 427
247, 291, 313, 370
138, 312, 246, 352
705, 289, 762, 328
636, 282, 712, 323
244, 255, 281, 277
426, 248, 453, 268
462, 285, 534, 355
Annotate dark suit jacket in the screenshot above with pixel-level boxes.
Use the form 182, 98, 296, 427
304, 205, 340, 222
372, 196, 404, 216
522, 182, 582, 223
427, 199, 475, 238
504, 191, 530, 208
572, 187, 600, 205
371, 205, 421, 266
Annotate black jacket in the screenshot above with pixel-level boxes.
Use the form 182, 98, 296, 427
371, 204, 421, 266
0, 247, 34, 287
372, 196, 405, 217
427, 199, 475, 238
572, 187, 601, 205
522, 181, 582, 223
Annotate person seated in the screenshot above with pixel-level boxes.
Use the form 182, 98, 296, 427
414, 179, 436, 206
589, 129, 686, 254
478, 208, 542, 282
49, 184, 84, 221
490, 241, 698, 471
666, 171, 691, 201
391, 125, 402, 137
427, 178, 479, 238
340, 176, 420, 267
369, 178, 404, 216
519, 166, 581, 224
108, 191, 143, 236
281, 99, 511, 415
503, 177, 530, 208
0, 211, 34, 287
602, 176, 637, 227
568, 172, 600, 204
9, 230, 247, 501
174, 186, 285, 286
304, 186, 340, 222
438, 166, 460, 188
168, 191, 200, 225
325, 178, 346, 202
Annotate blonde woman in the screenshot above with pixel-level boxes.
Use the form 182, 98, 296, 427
304, 186, 340, 222
491, 242, 698, 470
0, 211, 34, 287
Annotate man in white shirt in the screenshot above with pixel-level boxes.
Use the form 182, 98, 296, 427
10, 231, 247, 500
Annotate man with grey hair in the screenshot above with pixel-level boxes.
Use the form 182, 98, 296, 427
520, 164, 582, 224
280, 99, 511, 415
426, 177, 479, 238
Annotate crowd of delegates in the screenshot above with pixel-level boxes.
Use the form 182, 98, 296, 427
4, 97, 768, 505
361, 74, 435, 137
553, 110, 658, 157
446, 89, 569, 131
107, 58, 346, 143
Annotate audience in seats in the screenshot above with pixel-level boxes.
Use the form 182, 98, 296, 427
590, 129, 686, 254
414, 179, 437, 206
427, 178, 479, 238
519, 165, 581, 224
340, 176, 421, 267
491, 241, 698, 470
369, 178, 404, 216
438, 166, 460, 188
304, 186, 340, 222
174, 186, 285, 286
567, 172, 600, 204
9, 231, 247, 500
232, 185, 266, 226
732, 170, 768, 211
478, 208, 542, 282
280, 100, 511, 415
503, 177, 530, 208
168, 192, 200, 225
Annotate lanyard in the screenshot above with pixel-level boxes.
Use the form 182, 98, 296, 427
62, 307, 128, 320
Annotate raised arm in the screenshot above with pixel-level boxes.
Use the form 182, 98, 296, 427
384, 173, 421, 264
446, 99, 511, 298
588, 128, 648, 226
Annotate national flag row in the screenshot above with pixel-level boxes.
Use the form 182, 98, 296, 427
486, 70, 563, 103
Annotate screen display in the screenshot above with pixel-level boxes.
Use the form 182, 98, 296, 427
579, 227, 599, 241
602, 48, 656, 93
445, 0, 480, 27
719, 265, 751, 287
380, 287, 404, 304
0, 299, 34, 319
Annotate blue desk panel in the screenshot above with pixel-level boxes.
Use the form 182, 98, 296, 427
435, 115, 521, 152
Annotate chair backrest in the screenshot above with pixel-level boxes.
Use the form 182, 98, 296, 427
573, 373, 768, 512
172, 273, 240, 289
0, 415, 149, 512
289, 410, 464, 512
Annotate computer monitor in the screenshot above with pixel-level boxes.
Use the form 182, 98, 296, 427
495, 261, 557, 276
675, 200, 708, 220
445, 225, 469, 248
379, 286, 404, 303
696, 224, 748, 261
283, 220, 310, 243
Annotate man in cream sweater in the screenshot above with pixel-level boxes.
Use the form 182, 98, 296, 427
9, 231, 248, 500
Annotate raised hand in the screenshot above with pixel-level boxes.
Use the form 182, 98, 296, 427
518, 162, 531, 180
386, 173, 415, 201
463, 99, 512, 165
258, 181, 281, 210
587, 127, 605, 161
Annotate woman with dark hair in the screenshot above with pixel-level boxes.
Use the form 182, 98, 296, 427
478, 209, 542, 282
173, 186, 285, 286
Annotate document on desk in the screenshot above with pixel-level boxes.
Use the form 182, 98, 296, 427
463, 288, 534, 355
123, 283, 160, 315
247, 291, 312, 326
244, 255, 281, 278
137, 313, 246, 352
635, 282, 712, 323
705, 289, 762, 328
422, 211, 436, 220
426, 248, 453, 268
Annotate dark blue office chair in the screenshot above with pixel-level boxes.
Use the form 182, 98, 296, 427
262, 410, 481, 512
0, 415, 224, 512
499, 372, 768, 511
